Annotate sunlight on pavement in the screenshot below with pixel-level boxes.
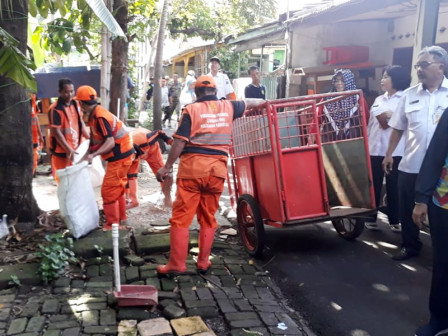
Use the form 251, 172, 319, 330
330, 301, 343, 311
362, 240, 379, 249
400, 264, 417, 272
372, 283, 390, 292
377, 241, 399, 250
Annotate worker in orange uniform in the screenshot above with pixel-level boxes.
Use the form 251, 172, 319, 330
156, 75, 265, 275
31, 94, 44, 176
127, 128, 174, 209
48, 78, 89, 183
76, 85, 135, 230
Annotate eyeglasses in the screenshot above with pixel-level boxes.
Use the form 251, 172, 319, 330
413, 61, 442, 70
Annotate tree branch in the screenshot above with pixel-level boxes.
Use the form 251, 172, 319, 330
169, 28, 215, 39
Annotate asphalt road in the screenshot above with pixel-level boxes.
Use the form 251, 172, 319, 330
256, 214, 432, 336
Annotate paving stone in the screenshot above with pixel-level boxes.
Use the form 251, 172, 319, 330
86, 276, 113, 283
137, 317, 172, 336
144, 277, 160, 290
139, 264, 158, 271
163, 304, 187, 319
223, 258, 247, 265
230, 327, 269, 336
123, 255, 145, 266
20, 302, 40, 317
216, 299, 237, 313
53, 287, 71, 295
256, 287, 275, 301
74, 302, 108, 312
82, 310, 99, 326
117, 320, 137, 335
0, 308, 11, 322
238, 275, 265, 286
83, 325, 118, 334
100, 309, 116, 326
254, 304, 284, 313
0, 294, 15, 304
77, 297, 108, 304
0, 321, 5, 329
86, 265, 100, 278
117, 308, 151, 321
61, 327, 81, 336
47, 320, 81, 329
229, 319, 263, 329
195, 287, 213, 300
25, 316, 46, 332
258, 312, 279, 326
218, 275, 236, 287
49, 315, 77, 323
6, 317, 28, 335
232, 299, 253, 312
70, 280, 86, 288
86, 282, 113, 289
186, 307, 220, 318
157, 291, 180, 301
209, 268, 229, 276
125, 266, 140, 283
0, 264, 42, 288
225, 312, 259, 321
42, 299, 60, 314
158, 299, 178, 310
183, 299, 216, 309
99, 264, 113, 277
134, 233, 171, 255
248, 298, 278, 306
160, 278, 176, 291
43, 330, 61, 336
241, 265, 257, 274
171, 316, 210, 336
140, 269, 158, 279
54, 277, 72, 287
20, 333, 40, 336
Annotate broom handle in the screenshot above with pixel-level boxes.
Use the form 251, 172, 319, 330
112, 223, 121, 293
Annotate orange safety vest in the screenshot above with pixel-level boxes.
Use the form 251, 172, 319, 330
48, 99, 83, 157
88, 105, 134, 162
183, 99, 234, 155
31, 95, 39, 147
131, 128, 171, 157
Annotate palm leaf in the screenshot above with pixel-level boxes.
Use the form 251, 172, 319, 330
0, 27, 37, 92
85, 0, 127, 39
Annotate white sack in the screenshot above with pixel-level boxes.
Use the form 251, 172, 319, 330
89, 156, 105, 188
57, 161, 99, 238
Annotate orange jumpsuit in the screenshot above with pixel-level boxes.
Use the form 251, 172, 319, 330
87, 105, 135, 205
171, 98, 246, 230
31, 95, 41, 175
48, 99, 83, 183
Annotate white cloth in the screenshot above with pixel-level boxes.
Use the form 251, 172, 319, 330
179, 89, 195, 109
389, 76, 448, 173
161, 86, 169, 108
209, 72, 234, 99
367, 91, 405, 157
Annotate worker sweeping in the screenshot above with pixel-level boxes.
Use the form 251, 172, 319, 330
156, 75, 265, 275
127, 128, 173, 209
76, 85, 135, 230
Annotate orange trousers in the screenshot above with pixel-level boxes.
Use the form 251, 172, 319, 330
128, 142, 164, 180
102, 155, 133, 204
170, 175, 224, 229
51, 155, 72, 184
33, 146, 39, 175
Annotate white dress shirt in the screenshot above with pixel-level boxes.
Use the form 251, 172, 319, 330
389, 77, 448, 173
208, 72, 234, 99
367, 91, 404, 157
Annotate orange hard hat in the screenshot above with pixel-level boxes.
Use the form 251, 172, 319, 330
195, 75, 216, 89
76, 85, 97, 101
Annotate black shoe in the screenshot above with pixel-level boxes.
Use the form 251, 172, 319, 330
415, 324, 448, 336
392, 248, 419, 261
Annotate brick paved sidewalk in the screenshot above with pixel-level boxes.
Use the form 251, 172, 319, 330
0, 226, 313, 336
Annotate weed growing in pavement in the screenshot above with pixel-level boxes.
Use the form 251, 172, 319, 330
35, 232, 78, 283
8, 275, 21, 287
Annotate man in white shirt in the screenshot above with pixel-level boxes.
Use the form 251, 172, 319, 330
161, 78, 171, 127
207, 56, 235, 100
383, 45, 448, 261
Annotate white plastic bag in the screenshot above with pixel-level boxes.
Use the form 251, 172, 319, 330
89, 156, 105, 188
57, 161, 99, 238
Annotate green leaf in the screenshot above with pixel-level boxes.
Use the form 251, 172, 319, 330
0, 43, 37, 92
29, 0, 38, 17
84, 0, 127, 39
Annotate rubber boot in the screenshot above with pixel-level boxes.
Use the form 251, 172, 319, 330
126, 179, 139, 209
197, 227, 216, 274
103, 202, 119, 230
118, 194, 128, 228
157, 228, 190, 275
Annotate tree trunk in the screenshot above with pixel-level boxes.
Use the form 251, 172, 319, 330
137, 34, 158, 115
100, 0, 112, 111
109, 0, 128, 121
152, 0, 171, 131
0, 0, 40, 222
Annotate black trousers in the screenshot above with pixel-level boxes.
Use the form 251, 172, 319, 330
162, 106, 172, 123
370, 156, 401, 224
398, 171, 422, 254
428, 202, 448, 328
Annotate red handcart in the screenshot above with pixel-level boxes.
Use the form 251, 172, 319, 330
228, 90, 376, 256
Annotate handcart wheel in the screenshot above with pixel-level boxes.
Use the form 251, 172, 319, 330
332, 217, 364, 240
237, 195, 265, 257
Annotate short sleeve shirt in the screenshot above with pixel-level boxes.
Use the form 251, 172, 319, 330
209, 72, 234, 99
245, 83, 266, 99
388, 77, 448, 173
367, 91, 404, 157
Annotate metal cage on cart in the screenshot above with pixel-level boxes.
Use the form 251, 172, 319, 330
228, 90, 376, 256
